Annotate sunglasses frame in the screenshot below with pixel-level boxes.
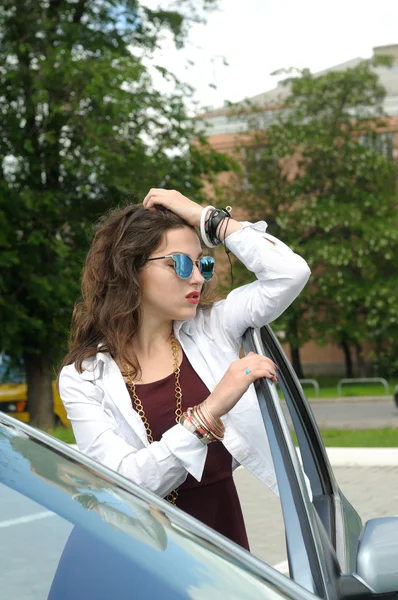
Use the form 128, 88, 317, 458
147, 253, 215, 281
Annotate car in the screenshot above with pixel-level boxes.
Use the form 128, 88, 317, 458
1, 324, 398, 600
0, 380, 70, 426
0, 355, 70, 426
0, 408, 313, 600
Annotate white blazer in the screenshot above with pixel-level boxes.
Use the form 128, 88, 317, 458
59, 221, 311, 499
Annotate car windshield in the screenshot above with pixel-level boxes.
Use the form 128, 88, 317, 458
0, 416, 312, 600
0, 355, 24, 383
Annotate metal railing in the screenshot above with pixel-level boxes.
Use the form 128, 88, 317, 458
337, 377, 389, 398
299, 379, 320, 399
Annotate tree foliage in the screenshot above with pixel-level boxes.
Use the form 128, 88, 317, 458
232, 57, 398, 377
0, 0, 234, 427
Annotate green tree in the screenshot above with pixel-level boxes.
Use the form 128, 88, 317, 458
231, 57, 398, 377
0, 0, 234, 428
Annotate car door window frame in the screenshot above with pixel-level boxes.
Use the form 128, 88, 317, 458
256, 326, 364, 575
242, 326, 376, 600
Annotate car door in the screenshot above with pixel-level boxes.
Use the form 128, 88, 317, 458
242, 326, 396, 600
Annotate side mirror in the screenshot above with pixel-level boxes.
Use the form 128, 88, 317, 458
356, 516, 398, 594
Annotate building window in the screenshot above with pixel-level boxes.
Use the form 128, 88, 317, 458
358, 131, 395, 159
242, 145, 277, 191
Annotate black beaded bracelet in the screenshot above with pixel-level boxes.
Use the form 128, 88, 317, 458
206, 207, 232, 245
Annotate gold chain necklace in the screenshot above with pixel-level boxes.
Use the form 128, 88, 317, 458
124, 332, 182, 505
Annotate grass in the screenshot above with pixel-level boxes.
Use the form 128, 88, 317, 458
292, 428, 398, 447
45, 425, 76, 445
319, 428, 398, 447
296, 376, 398, 399
46, 425, 398, 448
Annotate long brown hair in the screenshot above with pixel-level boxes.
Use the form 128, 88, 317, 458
60, 203, 216, 379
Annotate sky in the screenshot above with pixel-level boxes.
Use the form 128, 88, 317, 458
143, 0, 398, 113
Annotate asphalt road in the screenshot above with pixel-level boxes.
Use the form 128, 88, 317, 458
308, 398, 398, 429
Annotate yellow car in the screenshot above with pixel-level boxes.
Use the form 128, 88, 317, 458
0, 380, 71, 427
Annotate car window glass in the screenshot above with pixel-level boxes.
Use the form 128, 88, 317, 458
233, 466, 289, 575
273, 368, 335, 541
257, 329, 328, 502
1, 425, 310, 600
0, 483, 73, 600
0, 482, 293, 600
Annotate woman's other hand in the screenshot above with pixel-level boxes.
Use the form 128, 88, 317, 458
143, 189, 203, 227
205, 352, 278, 419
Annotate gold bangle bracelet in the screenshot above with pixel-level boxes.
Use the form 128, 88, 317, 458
180, 413, 213, 445
192, 406, 224, 442
188, 408, 217, 443
196, 404, 224, 440
200, 402, 225, 437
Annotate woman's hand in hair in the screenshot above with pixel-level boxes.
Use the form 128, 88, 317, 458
204, 352, 278, 419
143, 189, 203, 227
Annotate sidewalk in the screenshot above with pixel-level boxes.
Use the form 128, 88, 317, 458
70, 444, 398, 467
234, 464, 398, 569
307, 395, 393, 404
322, 447, 398, 466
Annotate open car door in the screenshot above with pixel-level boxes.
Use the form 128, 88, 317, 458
242, 326, 398, 600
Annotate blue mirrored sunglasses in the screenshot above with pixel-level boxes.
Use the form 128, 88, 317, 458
147, 253, 215, 281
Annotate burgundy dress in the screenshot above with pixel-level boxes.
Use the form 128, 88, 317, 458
126, 351, 250, 550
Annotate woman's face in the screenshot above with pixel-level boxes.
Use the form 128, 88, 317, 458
139, 227, 207, 323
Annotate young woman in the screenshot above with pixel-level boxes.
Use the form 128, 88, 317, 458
59, 189, 311, 550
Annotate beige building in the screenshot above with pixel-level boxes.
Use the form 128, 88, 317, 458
200, 45, 398, 376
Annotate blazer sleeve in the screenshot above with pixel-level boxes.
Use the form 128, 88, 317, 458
59, 364, 208, 499
200, 221, 311, 348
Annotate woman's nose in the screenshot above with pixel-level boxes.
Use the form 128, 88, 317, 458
191, 261, 204, 283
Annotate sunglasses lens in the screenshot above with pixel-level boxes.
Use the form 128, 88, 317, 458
173, 254, 193, 279
200, 256, 215, 281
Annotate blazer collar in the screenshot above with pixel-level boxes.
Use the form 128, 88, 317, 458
80, 353, 108, 381
100, 357, 148, 445
79, 352, 147, 444
80, 320, 194, 380
174, 318, 195, 338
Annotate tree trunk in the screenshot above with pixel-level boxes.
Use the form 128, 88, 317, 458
340, 339, 353, 378
290, 344, 304, 379
24, 352, 55, 430
288, 314, 304, 378
354, 343, 367, 377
